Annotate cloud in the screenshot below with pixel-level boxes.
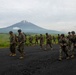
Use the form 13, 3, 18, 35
13, 27, 20, 30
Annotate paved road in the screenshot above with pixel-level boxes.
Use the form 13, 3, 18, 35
0, 44, 76, 75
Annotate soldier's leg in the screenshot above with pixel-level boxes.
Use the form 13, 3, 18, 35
12, 44, 16, 56
68, 45, 71, 56
66, 46, 70, 57
40, 42, 44, 49
36, 40, 38, 45
35, 40, 36, 45
9, 44, 12, 53
18, 43, 25, 59
49, 43, 53, 50
29, 41, 31, 46
45, 41, 49, 50
71, 44, 75, 58
40, 42, 42, 49
9, 44, 13, 56
59, 47, 62, 61
17, 45, 21, 53
31, 41, 33, 46
35, 40, 37, 45
63, 47, 69, 59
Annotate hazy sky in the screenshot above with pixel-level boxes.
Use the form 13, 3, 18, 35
0, 0, 76, 32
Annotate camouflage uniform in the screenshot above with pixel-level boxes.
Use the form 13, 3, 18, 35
24, 34, 27, 43
53, 36, 56, 44
67, 32, 72, 56
57, 34, 60, 44
45, 34, 52, 50
59, 34, 69, 61
39, 34, 44, 49
9, 31, 16, 56
17, 29, 25, 59
70, 31, 76, 58
29, 36, 33, 46
35, 35, 39, 45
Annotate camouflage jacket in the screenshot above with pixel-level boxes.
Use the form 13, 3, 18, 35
18, 33, 25, 43
9, 34, 16, 44
59, 38, 68, 47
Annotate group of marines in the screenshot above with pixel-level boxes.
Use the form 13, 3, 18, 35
9, 30, 76, 60
9, 29, 25, 59
59, 31, 76, 61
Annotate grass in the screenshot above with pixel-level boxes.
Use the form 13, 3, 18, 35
0, 34, 10, 48
0, 33, 58, 48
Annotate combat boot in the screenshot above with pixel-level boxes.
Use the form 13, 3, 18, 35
9, 53, 13, 56
12, 54, 16, 56
58, 58, 62, 61
66, 57, 70, 60
71, 55, 74, 58
19, 56, 24, 59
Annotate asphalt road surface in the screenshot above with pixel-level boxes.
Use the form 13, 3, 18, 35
0, 44, 76, 75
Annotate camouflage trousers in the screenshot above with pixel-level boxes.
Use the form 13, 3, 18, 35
10, 43, 16, 54
70, 43, 76, 56
59, 46, 69, 59
40, 41, 44, 47
17, 43, 25, 54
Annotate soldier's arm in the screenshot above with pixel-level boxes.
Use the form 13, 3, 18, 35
59, 39, 63, 46
64, 39, 68, 46
21, 34, 25, 43
11, 35, 15, 44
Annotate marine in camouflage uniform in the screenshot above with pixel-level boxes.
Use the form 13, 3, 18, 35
45, 33, 53, 50
35, 35, 39, 45
59, 34, 69, 61
25, 34, 27, 43
39, 34, 44, 49
70, 31, 76, 58
52, 36, 56, 44
9, 31, 16, 56
23, 33, 27, 43
57, 34, 60, 44
67, 32, 72, 56
17, 29, 25, 59
29, 35, 33, 46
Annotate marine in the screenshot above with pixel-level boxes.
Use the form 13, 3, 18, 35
17, 29, 25, 59
29, 35, 33, 46
35, 35, 39, 45
59, 34, 69, 61
39, 34, 44, 49
9, 31, 16, 56
45, 33, 53, 50
70, 31, 76, 58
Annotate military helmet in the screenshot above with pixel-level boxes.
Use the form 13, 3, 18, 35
9, 31, 13, 34
61, 34, 65, 37
71, 31, 75, 34
68, 32, 70, 34
46, 33, 48, 35
18, 29, 21, 32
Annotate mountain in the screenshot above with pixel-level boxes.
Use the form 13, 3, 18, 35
0, 20, 62, 34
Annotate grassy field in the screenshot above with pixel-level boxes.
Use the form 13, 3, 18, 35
0, 33, 58, 48
0, 33, 10, 48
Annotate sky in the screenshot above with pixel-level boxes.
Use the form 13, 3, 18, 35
0, 0, 76, 32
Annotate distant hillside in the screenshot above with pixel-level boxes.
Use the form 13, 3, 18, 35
0, 20, 62, 34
